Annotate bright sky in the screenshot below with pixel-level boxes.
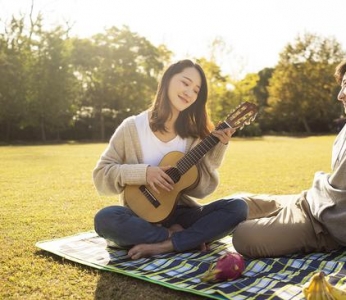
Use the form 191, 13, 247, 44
0, 0, 345, 77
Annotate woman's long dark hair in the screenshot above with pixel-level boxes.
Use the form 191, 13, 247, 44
149, 59, 214, 139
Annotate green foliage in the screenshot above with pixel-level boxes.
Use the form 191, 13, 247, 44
197, 58, 231, 123
0, 12, 346, 142
0, 16, 172, 142
0, 16, 29, 141
267, 33, 345, 133
26, 23, 79, 140
217, 72, 263, 136
0, 14, 80, 141
251, 68, 274, 132
69, 25, 172, 141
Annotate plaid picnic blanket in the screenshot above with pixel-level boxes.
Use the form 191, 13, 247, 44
35, 231, 346, 300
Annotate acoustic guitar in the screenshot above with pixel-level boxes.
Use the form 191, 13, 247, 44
124, 101, 258, 223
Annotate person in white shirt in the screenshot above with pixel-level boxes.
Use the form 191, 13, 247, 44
93, 59, 248, 259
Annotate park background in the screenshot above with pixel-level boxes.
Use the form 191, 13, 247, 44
1, 0, 346, 143
1, 0, 346, 299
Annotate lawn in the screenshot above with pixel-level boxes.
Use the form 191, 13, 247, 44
0, 135, 335, 299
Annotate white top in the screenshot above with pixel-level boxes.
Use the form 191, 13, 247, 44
134, 111, 186, 166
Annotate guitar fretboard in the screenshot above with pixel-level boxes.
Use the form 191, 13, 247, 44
164, 101, 257, 180
175, 122, 229, 175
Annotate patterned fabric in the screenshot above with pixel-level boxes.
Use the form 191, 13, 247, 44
35, 232, 346, 300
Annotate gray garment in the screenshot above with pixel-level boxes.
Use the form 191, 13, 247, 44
307, 125, 346, 246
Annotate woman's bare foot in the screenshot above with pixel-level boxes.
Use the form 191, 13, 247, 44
127, 224, 183, 260
128, 239, 174, 260
200, 242, 210, 252
127, 224, 210, 259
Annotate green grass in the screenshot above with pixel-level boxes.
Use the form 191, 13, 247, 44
0, 136, 335, 299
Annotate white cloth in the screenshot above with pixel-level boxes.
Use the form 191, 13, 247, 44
134, 111, 186, 166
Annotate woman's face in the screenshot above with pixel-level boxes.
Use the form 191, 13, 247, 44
167, 67, 202, 114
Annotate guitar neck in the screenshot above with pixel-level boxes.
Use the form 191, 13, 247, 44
176, 121, 229, 175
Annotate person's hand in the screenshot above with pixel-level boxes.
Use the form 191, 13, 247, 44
146, 165, 174, 193
211, 127, 236, 145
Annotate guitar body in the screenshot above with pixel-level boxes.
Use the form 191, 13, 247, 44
124, 151, 199, 223
124, 101, 258, 223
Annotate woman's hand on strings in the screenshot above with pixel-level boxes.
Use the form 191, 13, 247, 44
146, 165, 174, 193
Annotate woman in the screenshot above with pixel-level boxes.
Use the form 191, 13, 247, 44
93, 59, 248, 260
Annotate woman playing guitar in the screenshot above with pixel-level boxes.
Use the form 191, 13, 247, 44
93, 59, 249, 260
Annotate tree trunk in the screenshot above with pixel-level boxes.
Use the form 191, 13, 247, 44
41, 118, 46, 141
302, 117, 311, 133
5, 120, 11, 142
100, 112, 105, 141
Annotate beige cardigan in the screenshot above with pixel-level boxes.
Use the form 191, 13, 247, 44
93, 113, 229, 207
307, 125, 346, 246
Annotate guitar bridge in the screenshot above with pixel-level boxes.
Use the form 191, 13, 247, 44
139, 185, 160, 208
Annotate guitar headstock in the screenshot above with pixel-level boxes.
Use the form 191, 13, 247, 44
225, 102, 258, 129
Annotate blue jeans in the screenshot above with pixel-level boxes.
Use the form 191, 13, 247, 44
94, 197, 248, 252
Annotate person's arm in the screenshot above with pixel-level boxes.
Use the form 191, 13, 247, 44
328, 154, 346, 190
307, 155, 346, 219
92, 118, 148, 196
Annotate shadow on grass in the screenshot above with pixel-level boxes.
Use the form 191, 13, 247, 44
35, 249, 205, 300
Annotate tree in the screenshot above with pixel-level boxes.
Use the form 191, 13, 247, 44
200, 37, 260, 136
71, 26, 171, 140
252, 68, 274, 132
268, 33, 345, 133
224, 72, 262, 136
0, 16, 29, 141
197, 57, 230, 123
0, 10, 79, 142
25, 21, 78, 141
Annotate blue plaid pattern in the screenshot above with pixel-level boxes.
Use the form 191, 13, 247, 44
36, 232, 346, 300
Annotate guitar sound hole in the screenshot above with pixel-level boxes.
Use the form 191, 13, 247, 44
139, 185, 160, 207
166, 167, 181, 183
